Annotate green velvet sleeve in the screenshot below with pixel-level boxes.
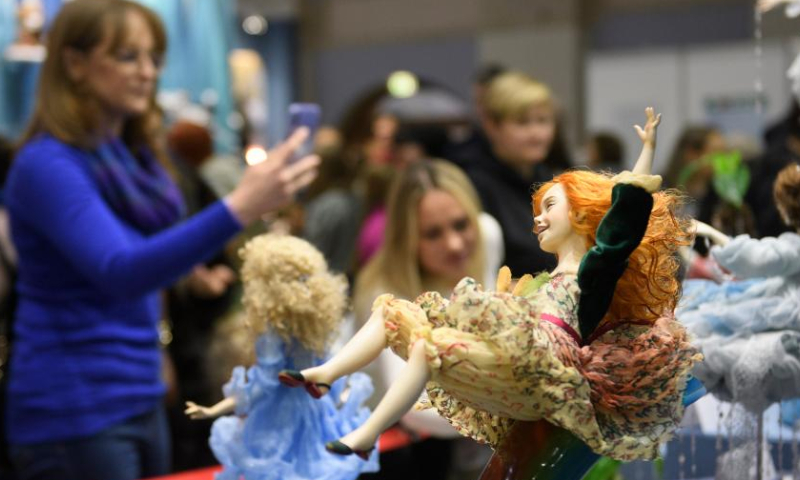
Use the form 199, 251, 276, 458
576, 183, 654, 339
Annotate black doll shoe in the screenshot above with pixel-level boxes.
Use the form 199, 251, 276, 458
325, 440, 374, 461
277, 369, 331, 399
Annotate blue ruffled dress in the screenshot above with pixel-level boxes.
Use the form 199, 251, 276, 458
677, 232, 800, 411
679, 232, 800, 338
209, 334, 380, 480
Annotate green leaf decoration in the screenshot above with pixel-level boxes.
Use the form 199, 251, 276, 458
709, 151, 749, 209
583, 457, 622, 480
515, 271, 551, 297
654, 457, 664, 478
678, 150, 750, 209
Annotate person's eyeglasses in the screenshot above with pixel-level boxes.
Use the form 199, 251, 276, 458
112, 48, 164, 71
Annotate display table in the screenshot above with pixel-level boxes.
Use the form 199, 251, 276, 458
142, 466, 222, 480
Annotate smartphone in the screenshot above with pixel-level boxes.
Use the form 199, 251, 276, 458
288, 103, 321, 164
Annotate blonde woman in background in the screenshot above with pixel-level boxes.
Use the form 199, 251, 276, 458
352, 159, 502, 480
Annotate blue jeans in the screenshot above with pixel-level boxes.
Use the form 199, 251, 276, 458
9, 407, 170, 480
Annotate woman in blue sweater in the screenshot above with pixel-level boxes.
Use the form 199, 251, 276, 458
3, 1, 318, 479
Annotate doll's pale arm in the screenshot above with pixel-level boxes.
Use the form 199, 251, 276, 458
184, 397, 237, 420
692, 220, 730, 247
711, 233, 800, 278
579, 109, 662, 339
759, 0, 800, 15
379, 350, 459, 438
631, 107, 662, 177
758, 0, 786, 11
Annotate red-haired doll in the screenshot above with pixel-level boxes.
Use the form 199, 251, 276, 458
280, 108, 701, 462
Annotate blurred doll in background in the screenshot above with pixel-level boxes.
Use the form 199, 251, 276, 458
185, 234, 379, 480
681, 164, 800, 412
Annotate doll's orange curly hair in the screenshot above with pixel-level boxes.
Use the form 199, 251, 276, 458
533, 170, 693, 326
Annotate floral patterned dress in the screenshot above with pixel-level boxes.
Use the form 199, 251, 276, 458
373, 173, 701, 461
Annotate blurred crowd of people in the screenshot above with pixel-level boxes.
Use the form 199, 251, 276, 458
0, 1, 797, 480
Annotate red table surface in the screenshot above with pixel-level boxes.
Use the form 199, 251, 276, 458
139, 428, 413, 480
142, 466, 222, 480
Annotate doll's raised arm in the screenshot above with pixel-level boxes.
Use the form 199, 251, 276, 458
692, 220, 730, 247
184, 397, 237, 420
577, 108, 663, 339
631, 107, 662, 176
758, 0, 800, 15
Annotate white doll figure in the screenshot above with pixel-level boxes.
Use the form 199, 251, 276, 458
279, 109, 701, 462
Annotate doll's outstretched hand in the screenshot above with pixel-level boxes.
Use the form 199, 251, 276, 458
184, 397, 237, 419
758, 0, 800, 13
692, 220, 730, 247
184, 401, 214, 419
631, 107, 663, 176
185, 398, 237, 419
634, 107, 662, 148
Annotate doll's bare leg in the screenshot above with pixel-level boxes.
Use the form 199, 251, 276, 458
300, 307, 388, 387
336, 339, 431, 452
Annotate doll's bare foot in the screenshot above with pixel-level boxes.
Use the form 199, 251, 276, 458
277, 367, 331, 399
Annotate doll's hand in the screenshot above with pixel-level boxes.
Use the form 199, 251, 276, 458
692, 220, 730, 247
634, 107, 662, 148
757, 0, 799, 12
184, 401, 214, 419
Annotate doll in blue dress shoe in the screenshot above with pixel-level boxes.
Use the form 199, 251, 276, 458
185, 234, 379, 479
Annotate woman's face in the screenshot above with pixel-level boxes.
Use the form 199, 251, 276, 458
685, 131, 726, 188
533, 184, 578, 254
701, 131, 727, 157
66, 10, 161, 126
417, 190, 477, 282
488, 104, 556, 166
364, 115, 398, 166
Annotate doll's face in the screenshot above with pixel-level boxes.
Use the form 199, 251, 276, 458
417, 189, 478, 283
533, 184, 581, 254
486, 104, 556, 167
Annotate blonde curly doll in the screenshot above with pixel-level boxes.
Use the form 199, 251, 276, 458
185, 234, 379, 480
239, 233, 347, 355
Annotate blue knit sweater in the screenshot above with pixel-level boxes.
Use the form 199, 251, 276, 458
4, 135, 242, 444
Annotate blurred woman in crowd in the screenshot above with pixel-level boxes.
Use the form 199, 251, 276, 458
353, 160, 501, 480
663, 126, 726, 207
584, 131, 625, 173
3, 2, 317, 479
301, 126, 364, 275
461, 71, 571, 277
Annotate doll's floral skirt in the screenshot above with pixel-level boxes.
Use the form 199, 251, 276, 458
373, 277, 702, 462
